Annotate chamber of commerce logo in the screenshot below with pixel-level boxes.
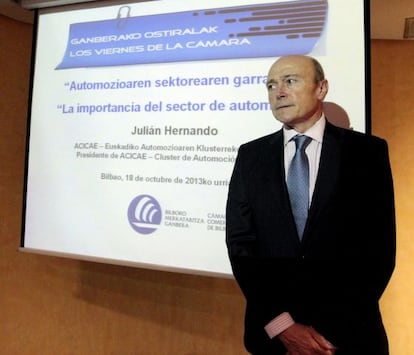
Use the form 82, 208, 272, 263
127, 194, 162, 234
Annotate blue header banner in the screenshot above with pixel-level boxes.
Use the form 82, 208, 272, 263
56, 0, 328, 69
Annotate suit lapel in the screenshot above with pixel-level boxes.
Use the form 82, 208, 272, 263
266, 130, 300, 240
304, 122, 344, 239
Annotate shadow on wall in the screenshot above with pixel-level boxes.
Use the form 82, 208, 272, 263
323, 102, 352, 130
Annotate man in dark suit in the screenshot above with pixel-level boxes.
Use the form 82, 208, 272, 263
226, 55, 396, 354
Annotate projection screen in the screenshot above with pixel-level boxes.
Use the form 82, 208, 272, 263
21, 0, 370, 277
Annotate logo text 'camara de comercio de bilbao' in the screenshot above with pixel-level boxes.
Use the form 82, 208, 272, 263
127, 194, 162, 234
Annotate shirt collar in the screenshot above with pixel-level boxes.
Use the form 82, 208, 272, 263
283, 114, 326, 146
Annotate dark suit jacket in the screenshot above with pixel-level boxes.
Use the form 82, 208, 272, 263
226, 122, 396, 355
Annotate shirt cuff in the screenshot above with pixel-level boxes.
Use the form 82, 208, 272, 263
264, 312, 295, 339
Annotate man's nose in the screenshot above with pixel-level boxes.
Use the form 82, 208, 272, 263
276, 85, 287, 98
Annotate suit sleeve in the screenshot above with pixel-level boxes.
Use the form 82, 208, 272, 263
317, 136, 396, 323
225, 146, 290, 326
347, 138, 396, 303
225, 146, 258, 300
226, 146, 256, 258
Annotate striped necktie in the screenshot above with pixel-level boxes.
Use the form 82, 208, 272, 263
287, 135, 312, 240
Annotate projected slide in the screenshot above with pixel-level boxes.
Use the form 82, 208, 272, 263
23, 0, 368, 276
56, 1, 328, 68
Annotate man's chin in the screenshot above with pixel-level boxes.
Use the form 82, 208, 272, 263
273, 114, 294, 126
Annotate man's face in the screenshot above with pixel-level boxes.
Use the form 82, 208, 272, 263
266, 56, 327, 129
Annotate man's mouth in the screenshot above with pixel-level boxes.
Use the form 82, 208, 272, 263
276, 104, 292, 110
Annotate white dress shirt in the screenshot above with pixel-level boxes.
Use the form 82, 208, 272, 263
283, 115, 325, 205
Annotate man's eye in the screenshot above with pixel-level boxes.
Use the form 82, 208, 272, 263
267, 83, 277, 90
286, 78, 296, 84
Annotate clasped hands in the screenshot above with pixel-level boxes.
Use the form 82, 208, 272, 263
279, 323, 336, 355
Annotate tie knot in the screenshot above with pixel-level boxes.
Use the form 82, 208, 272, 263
293, 135, 312, 151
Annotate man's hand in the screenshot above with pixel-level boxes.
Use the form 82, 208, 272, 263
279, 323, 336, 355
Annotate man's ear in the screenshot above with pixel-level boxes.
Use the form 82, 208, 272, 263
317, 79, 329, 100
